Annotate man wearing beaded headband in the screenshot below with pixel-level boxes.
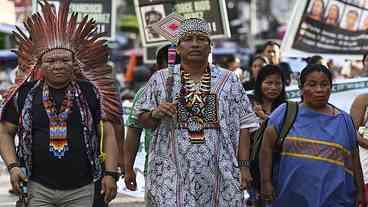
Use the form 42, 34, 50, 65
0, 0, 123, 206
134, 17, 259, 206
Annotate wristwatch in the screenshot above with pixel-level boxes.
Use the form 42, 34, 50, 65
238, 160, 251, 168
104, 171, 120, 182
7, 162, 20, 173
151, 109, 163, 120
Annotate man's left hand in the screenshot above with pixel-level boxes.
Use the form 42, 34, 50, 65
101, 175, 117, 203
240, 167, 253, 191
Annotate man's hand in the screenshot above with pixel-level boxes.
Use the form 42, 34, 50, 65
240, 167, 252, 190
358, 136, 368, 149
124, 169, 137, 191
152, 102, 176, 119
9, 167, 27, 194
261, 180, 275, 204
101, 176, 117, 203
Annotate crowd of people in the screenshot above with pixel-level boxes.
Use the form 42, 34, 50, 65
2, 0, 368, 207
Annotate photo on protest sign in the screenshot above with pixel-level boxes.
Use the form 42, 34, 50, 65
359, 10, 368, 30
282, 0, 368, 59
340, 6, 360, 31
324, 1, 343, 27
140, 5, 166, 43
135, 0, 230, 47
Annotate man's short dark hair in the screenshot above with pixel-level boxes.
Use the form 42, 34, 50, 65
156, 44, 181, 69
262, 40, 280, 52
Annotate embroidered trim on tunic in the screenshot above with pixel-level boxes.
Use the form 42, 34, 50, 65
281, 136, 353, 175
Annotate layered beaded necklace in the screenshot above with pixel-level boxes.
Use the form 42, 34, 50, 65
179, 67, 211, 143
42, 82, 74, 159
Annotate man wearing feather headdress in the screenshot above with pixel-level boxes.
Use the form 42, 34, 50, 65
0, 0, 123, 206
134, 17, 259, 206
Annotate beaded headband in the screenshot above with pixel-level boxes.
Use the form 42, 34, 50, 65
176, 18, 211, 44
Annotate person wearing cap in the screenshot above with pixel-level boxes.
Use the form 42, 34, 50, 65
134, 18, 259, 206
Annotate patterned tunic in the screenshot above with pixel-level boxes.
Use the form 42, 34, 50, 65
269, 103, 357, 207
135, 65, 259, 207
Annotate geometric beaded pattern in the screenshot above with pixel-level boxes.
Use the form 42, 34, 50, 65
176, 18, 211, 43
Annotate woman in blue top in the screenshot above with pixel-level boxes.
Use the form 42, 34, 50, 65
260, 64, 365, 207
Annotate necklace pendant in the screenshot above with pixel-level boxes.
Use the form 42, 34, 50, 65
189, 131, 205, 144
187, 116, 205, 144
49, 139, 69, 159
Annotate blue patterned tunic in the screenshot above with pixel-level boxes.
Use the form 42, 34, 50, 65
268, 103, 357, 207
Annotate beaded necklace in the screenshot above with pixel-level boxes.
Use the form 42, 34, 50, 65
179, 67, 211, 143
42, 82, 74, 159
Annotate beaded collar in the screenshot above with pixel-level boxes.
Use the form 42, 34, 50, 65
42, 82, 74, 159
178, 67, 212, 144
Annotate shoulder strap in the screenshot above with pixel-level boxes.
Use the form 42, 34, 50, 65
277, 101, 298, 146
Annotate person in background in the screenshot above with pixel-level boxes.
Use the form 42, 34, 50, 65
249, 65, 287, 120
246, 64, 287, 207
262, 41, 281, 65
243, 55, 269, 91
260, 64, 365, 207
278, 62, 294, 86
217, 55, 245, 81
124, 44, 180, 191
350, 93, 368, 205
305, 55, 328, 66
349, 52, 368, 205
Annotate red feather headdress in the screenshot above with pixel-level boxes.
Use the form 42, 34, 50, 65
0, 0, 123, 124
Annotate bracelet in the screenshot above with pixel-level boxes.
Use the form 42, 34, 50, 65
7, 162, 20, 173
238, 160, 251, 168
104, 171, 120, 182
150, 109, 162, 120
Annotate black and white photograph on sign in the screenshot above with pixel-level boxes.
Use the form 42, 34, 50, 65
324, 1, 342, 26
308, 0, 326, 22
359, 11, 368, 30
340, 7, 360, 31
135, 0, 230, 47
140, 5, 166, 42
282, 0, 368, 58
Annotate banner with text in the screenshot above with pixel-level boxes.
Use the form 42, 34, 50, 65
34, 0, 116, 40
282, 0, 368, 59
135, 0, 230, 47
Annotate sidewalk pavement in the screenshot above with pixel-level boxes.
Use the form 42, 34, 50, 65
0, 167, 144, 207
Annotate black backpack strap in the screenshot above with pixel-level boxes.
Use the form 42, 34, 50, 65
277, 101, 298, 146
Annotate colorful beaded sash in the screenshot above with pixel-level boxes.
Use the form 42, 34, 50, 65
42, 83, 74, 159
177, 68, 219, 144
